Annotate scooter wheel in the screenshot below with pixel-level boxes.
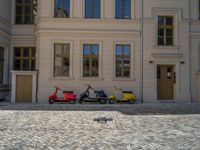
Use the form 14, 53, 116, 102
79, 98, 84, 104
49, 99, 54, 104
99, 99, 106, 104
109, 99, 115, 104
128, 99, 135, 104
69, 100, 76, 104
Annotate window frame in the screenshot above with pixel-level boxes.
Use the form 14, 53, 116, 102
199, 0, 200, 20
0, 47, 4, 84
13, 47, 36, 71
15, 0, 37, 24
54, 0, 70, 18
115, 44, 131, 78
115, 0, 131, 19
85, 0, 101, 18
53, 43, 70, 77
113, 41, 135, 81
157, 15, 174, 46
83, 44, 99, 77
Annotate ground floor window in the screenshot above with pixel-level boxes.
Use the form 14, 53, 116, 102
54, 44, 70, 77
0, 47, 4, 83
83, 44, 99, 77
14, 47, 36, 70
116, 45, 130, 77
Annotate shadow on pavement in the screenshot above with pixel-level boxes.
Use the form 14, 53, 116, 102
0, 102, 200, 115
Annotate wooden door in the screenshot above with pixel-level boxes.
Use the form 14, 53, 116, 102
16, 75, 32, 103
157, 65, 175, 100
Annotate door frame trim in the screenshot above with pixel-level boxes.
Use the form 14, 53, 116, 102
155, 63, 179, 101
11, 70, 38, 103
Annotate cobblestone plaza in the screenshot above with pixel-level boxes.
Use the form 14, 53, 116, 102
0, 103, 200, 149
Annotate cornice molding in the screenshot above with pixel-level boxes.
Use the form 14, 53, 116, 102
36, 17, 141, 24
35, 29, 141, 38
151, 53, 183, 58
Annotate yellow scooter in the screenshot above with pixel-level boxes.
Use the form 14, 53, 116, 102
109, 86, 136, 104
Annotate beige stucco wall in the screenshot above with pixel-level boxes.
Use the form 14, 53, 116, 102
0, 0, 11, 99
142, 0, 194, 102
36, 0, 142, 102
1, 0, 199, 103
37, 32, 141, 102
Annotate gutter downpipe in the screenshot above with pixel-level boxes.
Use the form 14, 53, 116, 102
188, 0, 192, 102
140, 0, 144, 103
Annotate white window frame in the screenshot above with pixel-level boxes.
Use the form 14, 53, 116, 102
153, 9, 179, 48
52, 0, 74, 18
113, 0, 133, 19
80, 40, 103, 80
113, 41, 135, 80
51, 40, 74, 79
82, 0, 104, 19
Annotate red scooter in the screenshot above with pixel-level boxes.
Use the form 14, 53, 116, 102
48, 86, 76, 104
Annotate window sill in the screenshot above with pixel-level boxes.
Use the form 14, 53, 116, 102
49, 76, 74, 80
153, 45, 180, 50
79, 77, 104, 81
112, 77, 136, 81
85, 17, 101, 19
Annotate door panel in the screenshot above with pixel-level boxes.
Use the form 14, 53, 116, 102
157, 65, 174, 100
16, 75, 32, 103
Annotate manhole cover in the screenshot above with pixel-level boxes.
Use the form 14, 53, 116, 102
94, 117, 113, 124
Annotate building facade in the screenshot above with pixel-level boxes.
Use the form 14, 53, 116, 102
0, 0, 200, 103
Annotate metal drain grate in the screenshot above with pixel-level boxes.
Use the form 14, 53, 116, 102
94, 117, 113, 124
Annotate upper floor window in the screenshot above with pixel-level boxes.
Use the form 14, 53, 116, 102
83, 44, 99, 77
85, 0, 100, 18
158, 16, 174, 46
116, 45, 130, 77
54, 44, 70, 77
15, 0, 37, 24
14, 47, 36, 71
116, 0, 131, 19
54, 0, 70, 18
0, 47, 4, 84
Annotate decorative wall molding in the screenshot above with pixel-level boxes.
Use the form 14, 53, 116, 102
151, 53, 183, 58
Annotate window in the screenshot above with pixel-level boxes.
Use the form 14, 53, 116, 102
199, 0, 200, 20
83, 44, 99, 77
14, 47, 36, 70
15, 0, 37, 24
0, 47, 4, 84
54, 44, 70, 77
116, 45, 130, 77
158, 16, 174, 46
85, 0, 100, 18
54, 0, 70, 18
199, 47, 200, 71
116, 0, 131, 19
157, 65, 161, 79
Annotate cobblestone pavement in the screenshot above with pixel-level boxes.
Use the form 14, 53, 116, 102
0, 103, 200, 149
